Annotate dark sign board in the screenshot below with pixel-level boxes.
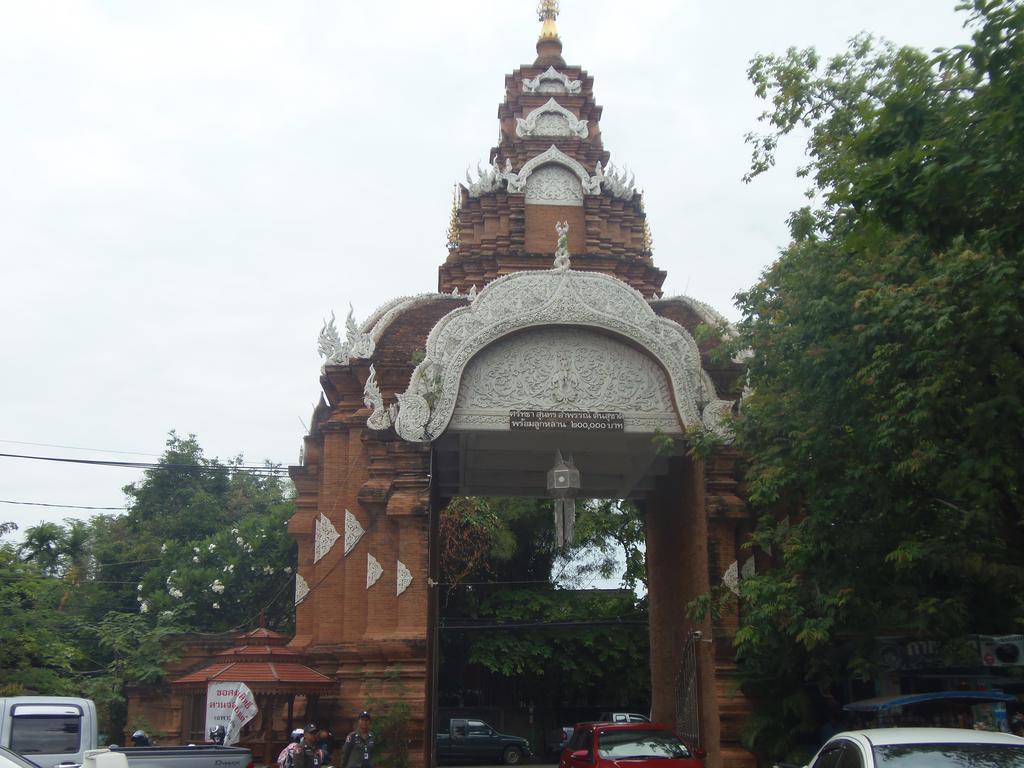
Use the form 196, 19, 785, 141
509, 409, 625, 432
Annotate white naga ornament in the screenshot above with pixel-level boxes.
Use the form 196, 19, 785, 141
366, 553, 383, 589
396, 560, 413, 596
364, 365, 393, 431
294, 573, 310, 604
522, 65, 582, 95
516, 98, 588, 139
318, 305, 375, 366
466, 158, 512, 197
553, 221, 571, 270
701, 399, 737, 441
313, 513, 340, 563
317, 312, 346, 366
593, 161, 637, 201
344, 510, 365, 556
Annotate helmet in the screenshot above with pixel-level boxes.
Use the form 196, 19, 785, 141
291, 728, 304, 743
131, 730, 150, 746
209, 725, 226, 744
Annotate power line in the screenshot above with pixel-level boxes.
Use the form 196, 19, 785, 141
0, 439, 161, 458
0, 499, 127, 511
0, 452, 289, 476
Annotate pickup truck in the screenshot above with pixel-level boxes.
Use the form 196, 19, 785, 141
0, 698, 252, 768
436, 719, 530, 766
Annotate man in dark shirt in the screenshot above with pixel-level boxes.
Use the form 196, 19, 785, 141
278, 724, 323, 768
340, 712, 374, 768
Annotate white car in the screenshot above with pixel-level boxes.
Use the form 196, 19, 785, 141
808, 728, 1024, 768
0, 746, 41, 768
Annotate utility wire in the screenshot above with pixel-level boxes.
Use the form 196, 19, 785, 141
0, 452, 289, 476
0, 499, 127, 511
0, 439, 161, 458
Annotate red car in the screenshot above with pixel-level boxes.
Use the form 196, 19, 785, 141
560, 723, 706, 768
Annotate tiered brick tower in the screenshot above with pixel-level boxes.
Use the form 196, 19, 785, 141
286, 6, 756, 768
439, 13, 665, 296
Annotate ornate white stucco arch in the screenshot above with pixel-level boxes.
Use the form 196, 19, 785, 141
392, 268, 728, 443
516, 98, 589, 139
506, 145, 601, 195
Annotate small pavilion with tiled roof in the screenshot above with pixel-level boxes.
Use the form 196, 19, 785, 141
170, 620, 335, 763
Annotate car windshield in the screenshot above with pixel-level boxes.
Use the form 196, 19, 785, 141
873, 743, 1024, 768
597, 730, 690, 760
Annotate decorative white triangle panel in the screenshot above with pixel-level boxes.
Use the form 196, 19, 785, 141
367, 553, 383, 589
295, 573, 310, 604
344, 510, 365, 556
396, 560, 413, 596
314, 513, 340, 563
722, 561, 739, 596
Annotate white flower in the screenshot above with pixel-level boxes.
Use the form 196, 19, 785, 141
136, 583, 143, 591
169, 587, 184, 599
160, 543, 168, 553
193, 547, 200, 553
136, 595, 143, 603
222, 564, 235, 574
283, 566, 292, 574
262, 566, 275, 575
235, 537, 244, 546
161, 611, 174, 619
208, 543, 217, 552
210, 579, 225, 594
140, 601, 149, 613
192, 556, 199, 563
212, 602, 221, 609
231, 528, 239, 535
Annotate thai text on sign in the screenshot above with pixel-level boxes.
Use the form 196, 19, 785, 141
205, 681, 258, 746
509, 410, 624, 431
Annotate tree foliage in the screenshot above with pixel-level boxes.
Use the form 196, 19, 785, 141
723, 0, 1024, 759
0, 432, 296, 739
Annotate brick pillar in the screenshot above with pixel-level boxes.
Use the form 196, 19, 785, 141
644, 455, 721, 766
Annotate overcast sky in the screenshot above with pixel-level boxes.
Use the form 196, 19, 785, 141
0, 1, 973, 534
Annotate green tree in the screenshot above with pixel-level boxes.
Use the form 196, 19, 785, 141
722, 0, 1024, 759
0, 528, 82, 695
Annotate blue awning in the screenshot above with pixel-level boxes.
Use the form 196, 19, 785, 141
844, 690, 1016, 713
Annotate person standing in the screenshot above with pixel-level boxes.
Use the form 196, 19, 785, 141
340, 712, 374, 768
277, 724, 324, 768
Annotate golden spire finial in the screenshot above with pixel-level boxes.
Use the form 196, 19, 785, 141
537, 0, 560, 40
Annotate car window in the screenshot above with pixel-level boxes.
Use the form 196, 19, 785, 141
613, 714, 627, 723
627, 715, 649, 723
872, 743, 1024, 768
467, 721, 490, 737
10, 716, 82, 755
811, 747, 845, 768
597, 730, 690, 760
837, 742, 864, 768
452, 720, 468, 738
569, 729, 593, 760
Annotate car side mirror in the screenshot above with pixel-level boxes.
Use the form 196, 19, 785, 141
571, 750, 589, 760
489, 729, 495, 736
694, 747, 707, 760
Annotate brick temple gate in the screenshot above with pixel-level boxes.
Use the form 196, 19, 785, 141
287, 8, 756, 768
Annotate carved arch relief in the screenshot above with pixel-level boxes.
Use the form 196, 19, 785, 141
506, 145, 600, 195
392, 268, 730, 443
522, 66, 582, 95
516, 98, 588, 139
525, 164, 583, 206
451, 326, 682, 433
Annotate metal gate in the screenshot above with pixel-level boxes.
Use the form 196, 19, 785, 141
674, 630, 702, 747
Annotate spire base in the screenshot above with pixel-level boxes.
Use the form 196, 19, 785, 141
535, 37, 565, 67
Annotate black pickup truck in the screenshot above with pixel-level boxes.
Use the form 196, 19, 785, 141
436, 718, 531, 765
